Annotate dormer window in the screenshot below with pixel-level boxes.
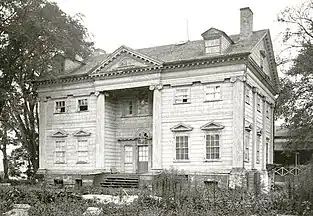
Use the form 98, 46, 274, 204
205, 38, 221, 54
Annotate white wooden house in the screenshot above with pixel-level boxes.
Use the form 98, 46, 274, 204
36, 7, 279, 189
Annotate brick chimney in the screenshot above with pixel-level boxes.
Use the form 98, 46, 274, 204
240, 7, 253, 39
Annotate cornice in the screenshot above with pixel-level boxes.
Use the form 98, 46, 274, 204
35, 52, 251, 87
247, 57, 278, 95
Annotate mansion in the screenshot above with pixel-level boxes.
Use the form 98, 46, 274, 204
36, 7, 279, 189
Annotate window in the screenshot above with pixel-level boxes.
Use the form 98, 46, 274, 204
205, 86, 221, 101
77, 139, 88, 163
256, 135, 261, 164
245, 88, 250, 104
55, 101, 66, 113
265, 138, 269, 164
138, 146, 148, 162
78, 99, 88, 111
126, 101, 133, 115
175, 136, 189, 160
206, 134, 220, 160
55, 140, 66, 163
138, 95, 149, 115
124, 146, 133, 163
257, 97, 261, 112
205, 38, 221, 54
266, 104, 270, 119
244, 131, 250, 162
260, 50, 266, 70
175, 88, 190, 104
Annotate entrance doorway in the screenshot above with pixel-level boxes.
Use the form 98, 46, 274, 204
138, 145, 149, 173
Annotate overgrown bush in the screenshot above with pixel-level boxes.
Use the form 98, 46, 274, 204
1, 169, 313, 215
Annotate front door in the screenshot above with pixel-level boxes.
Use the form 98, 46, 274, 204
138, 145, 149, 173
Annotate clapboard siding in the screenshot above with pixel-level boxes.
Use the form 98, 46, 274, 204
104, 97, 118, 170
251, 39, 271, 77
43, 85, 97, 171
160, 77, 236, 173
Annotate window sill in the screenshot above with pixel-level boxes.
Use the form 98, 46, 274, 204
76, 161, 88, 164
173, 160, 190, 163
55, 162, 66, 164
77, 110, 89, 113
173, 102, 191, 105
204, 99, 222, 103
203, 159, 221, 162
53, 112, 67, 115
120, 114, 152, 118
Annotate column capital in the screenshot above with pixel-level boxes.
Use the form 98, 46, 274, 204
230, 75, 246, 83
149, 84, 163, 91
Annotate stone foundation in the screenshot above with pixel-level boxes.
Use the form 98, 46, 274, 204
229, 168, 247, 189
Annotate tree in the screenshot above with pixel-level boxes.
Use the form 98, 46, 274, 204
0, 0, 93, 174
276, 0, 313, 149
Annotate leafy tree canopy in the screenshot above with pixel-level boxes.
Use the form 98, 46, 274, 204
276, 0, 313, 149
0, 0, 94, 174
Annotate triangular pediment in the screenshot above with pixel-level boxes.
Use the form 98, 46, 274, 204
200, 121, 225, 131
52, 130, 68, 138
92, 45, 163, 74
73, 130, 91, 137
171, 123, 193, 132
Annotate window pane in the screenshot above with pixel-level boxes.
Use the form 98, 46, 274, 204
176, 136, 189, 160
206, 134, 220, 160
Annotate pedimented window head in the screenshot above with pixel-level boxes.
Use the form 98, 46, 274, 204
200, 122, 225, 131
171, 123, 193, 132
73, 130, 91, 137
52, 130, 68, 138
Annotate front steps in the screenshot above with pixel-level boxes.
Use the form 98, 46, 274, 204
100, 174, 139, 188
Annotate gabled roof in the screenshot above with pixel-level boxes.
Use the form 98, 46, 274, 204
171, 123, 193, 132
36, 30, 272, 83
200, 122, 225, 131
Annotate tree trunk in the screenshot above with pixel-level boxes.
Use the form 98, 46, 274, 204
1, 126, 9, 181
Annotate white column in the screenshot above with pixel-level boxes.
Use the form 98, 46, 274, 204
262, 97, 266, 170
39, 98, 48, 170
95, 92, 105, 170
269, 104, 274, 164
231, 76, 245, 168
251, 87, 257, 170
150, 84, 162, 171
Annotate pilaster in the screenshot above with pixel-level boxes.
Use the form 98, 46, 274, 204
150, 84, 163, 171
39, 97, 48, 169
262, 96, 266, 170
251, 87, 257, 169
95, 91, 105, 170
231, 76, 245, 167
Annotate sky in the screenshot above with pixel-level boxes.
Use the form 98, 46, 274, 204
54, 0, 304, 54
47, 0, 303, 130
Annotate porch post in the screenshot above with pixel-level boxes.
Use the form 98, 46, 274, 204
95, 91, 105, 170
150, 84, 162, 171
